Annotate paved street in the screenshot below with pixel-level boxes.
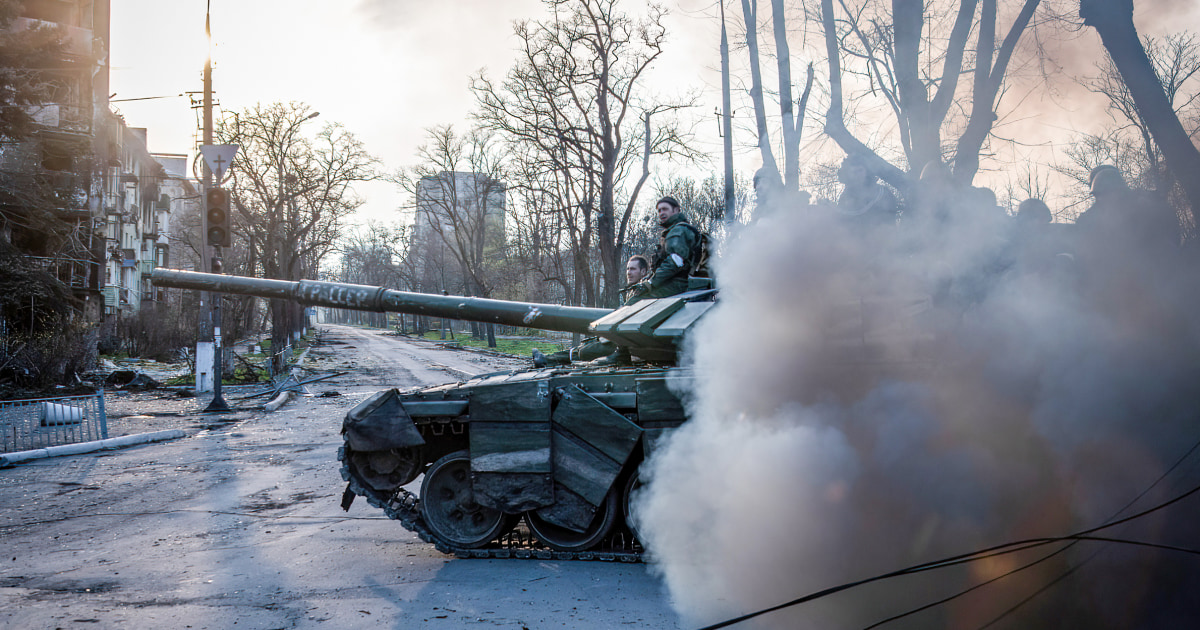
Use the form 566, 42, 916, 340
0, 324, 680, 629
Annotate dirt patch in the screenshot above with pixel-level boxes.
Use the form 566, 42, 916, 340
102, 388, 261, 438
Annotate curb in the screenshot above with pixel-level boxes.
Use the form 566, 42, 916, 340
264, 390, 292, 412
0, 429, 188, 467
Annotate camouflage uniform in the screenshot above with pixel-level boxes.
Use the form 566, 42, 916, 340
646, 212, 699, 298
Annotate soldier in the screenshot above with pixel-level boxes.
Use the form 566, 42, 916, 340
589, 198, 701, 367
1075, 165, 1179, 261
835, 153, 898, 229
618, 255, 652, 305
532, 255, 651, 368
637, 196, 700, 299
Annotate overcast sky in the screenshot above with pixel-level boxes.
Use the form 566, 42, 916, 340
109, 0, 726, 226
109, 0, 1200, 226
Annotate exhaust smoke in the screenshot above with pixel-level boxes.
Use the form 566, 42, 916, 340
635, 193, 1200, 629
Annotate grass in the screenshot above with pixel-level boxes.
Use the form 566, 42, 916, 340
414, 331, 565, 357
161, 332, 313, 387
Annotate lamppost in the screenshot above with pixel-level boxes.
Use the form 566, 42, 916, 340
271, 111, 319, 374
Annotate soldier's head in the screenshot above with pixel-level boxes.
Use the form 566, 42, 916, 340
1016, 198, 1052, 230
1089, 164, 1128, 198
626, 255, 649, 284
656, 196, 682, 224
837, 154, 874, 187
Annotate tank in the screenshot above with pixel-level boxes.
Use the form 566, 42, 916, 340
151, 268, 719, 559
152, 269, 932, 559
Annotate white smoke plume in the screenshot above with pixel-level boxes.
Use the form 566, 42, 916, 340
635, 189, 1200, 629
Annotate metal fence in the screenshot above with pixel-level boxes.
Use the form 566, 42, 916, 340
0, 392, 108, 454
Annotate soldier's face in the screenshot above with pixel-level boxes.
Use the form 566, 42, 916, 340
626, 259, 647, 284
657, 202, 679, 224
838, 160, 865, 186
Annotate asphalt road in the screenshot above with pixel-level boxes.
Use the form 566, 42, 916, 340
0, 324, 681, 629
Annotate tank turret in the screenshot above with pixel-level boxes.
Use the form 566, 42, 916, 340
151, 269, 715, 558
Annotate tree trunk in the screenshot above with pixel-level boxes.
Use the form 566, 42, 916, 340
771, 0, 799, 192
821, 0, 910, 192
892, 0, 939, 170
721, 0, 736, 225
741, 0, 781, 186
1081, 0, 1200, 227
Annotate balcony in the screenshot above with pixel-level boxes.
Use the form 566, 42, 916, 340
10, 18, 94, 58
27, 103, 89, 134
26, 255, 94, 290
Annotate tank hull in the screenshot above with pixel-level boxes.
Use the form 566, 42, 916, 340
339, 364, 690, 556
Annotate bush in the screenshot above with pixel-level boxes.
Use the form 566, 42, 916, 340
0, 321, 97, 387
103, 302, 199, 362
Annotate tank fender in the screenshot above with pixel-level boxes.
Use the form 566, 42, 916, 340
343, 388, 425, 451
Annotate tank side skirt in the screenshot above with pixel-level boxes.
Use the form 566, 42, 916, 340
339, 446, 642, 562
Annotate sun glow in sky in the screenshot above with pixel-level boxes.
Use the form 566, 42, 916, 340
109, 1, 1200, 227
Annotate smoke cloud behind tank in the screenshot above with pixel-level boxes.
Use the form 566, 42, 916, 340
634, 189, 1200, 629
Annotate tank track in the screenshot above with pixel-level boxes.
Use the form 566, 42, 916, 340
338, 447, 643, 562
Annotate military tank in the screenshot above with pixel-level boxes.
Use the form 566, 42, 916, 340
152, 269, 932, 559
151, 268, 719, 560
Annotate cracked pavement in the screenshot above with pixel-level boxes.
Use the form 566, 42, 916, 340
0, 324, 680, 629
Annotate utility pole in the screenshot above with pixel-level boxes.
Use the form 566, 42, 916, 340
194, 7, 213, 396
202, 2, 229, 412
720, 0, 736, 226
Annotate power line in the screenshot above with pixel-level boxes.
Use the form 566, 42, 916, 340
695, 470, 1200, 630
861, 433, 1200, 630
110, 94, 184, 103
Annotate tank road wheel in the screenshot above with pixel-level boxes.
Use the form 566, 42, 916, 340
621, 468, 644, 543
526, 489, 620, 552
419, 450, 506, 549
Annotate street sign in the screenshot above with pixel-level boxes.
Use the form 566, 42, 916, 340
200, 144, 239, 181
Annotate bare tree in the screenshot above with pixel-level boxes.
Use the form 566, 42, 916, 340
1088, 32, 1200, 193
1079, 1, 1200, 227
819, 0, 1041, 191
739, 0, 816, 193
397, 125, 507, 345
334, 222, 406, 328
218, 102, 379, 370
398, 126, 506, 299
473, 0, 695, 307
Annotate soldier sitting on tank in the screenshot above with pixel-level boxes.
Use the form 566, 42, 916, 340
637, 196, 700, 299
590, 197, 700, 367
532, 255, 651, 368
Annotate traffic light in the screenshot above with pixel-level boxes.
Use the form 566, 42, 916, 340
206, 187, 232, 247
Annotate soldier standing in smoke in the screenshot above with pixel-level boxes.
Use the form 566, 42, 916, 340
532, 255, 651, 368
1070, 164, 1182, 315
835, 154, 899, 229
1076, 164, 1180, 254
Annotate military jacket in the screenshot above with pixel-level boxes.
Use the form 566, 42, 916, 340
648, 212, 698, 298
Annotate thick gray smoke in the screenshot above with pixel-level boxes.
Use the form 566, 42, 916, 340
634, 188, 1200, 628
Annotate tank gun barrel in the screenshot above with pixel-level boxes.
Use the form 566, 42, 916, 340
150, 269, 610, 335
